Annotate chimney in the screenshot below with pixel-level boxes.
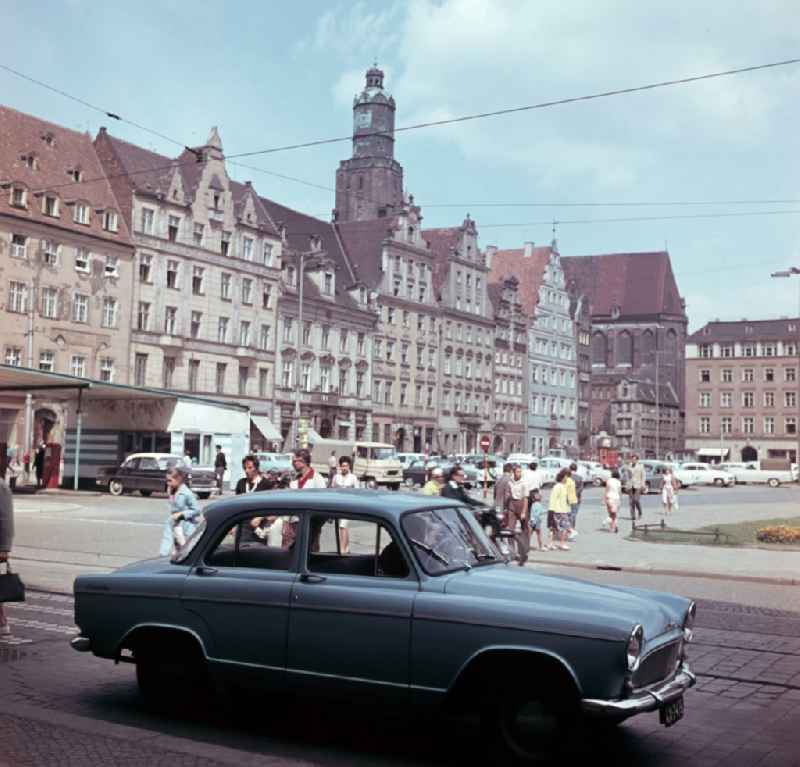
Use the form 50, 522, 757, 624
523, 241, 535, 258
485, 245, 498, 269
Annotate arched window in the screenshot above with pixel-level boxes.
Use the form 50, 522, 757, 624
665, 328, 678, 350
616, 331, 633, 366
591, 332, 607, 365
641, 329, 655, 360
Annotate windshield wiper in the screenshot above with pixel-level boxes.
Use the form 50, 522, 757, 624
410, 538, 450, 566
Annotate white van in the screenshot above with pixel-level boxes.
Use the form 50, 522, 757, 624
311, 439, 403, 490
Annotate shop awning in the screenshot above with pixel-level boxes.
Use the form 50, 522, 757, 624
697, 447, 730, 458
250, 414, 281, 441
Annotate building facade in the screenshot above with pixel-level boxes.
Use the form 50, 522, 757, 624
260, 198, 377, 445
685, 319, 799, 463
424, 217, 495, 454
95, 127, 284, 458
562, 251, 688, 456
572, 294, 593, 455
490, 242, 578, 456
0, 106, 134, 458
609, 377, 681, 457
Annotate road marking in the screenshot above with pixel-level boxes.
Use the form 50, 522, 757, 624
27, 592, 74, 605
6, 603, 74, 618
21, 514, 162, 527
6, 617, 76, 635
0, 636, 34, 645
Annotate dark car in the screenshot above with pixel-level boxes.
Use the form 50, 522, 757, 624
96, 453, 218, 499
73, 490, 696, 763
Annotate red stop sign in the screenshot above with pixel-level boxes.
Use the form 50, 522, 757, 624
480, 434, 491, 453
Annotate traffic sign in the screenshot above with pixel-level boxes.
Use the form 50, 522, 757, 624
480, 434, 491, 453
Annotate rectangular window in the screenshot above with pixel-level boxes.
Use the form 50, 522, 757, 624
323, 272, 333, 295
242, 237, 254, 262
281, 360, 293, 389
303, 322, 312, 346
10, 234, 27, 259
4, 347, 21, 366
71, 355, 86, 378
242, 278, 253, 305
166, 260, 179, 289
786, 417, 797, 435
742, 391, 754, 408
699, 369, 711, 383
41, 239, 59, 267
163, 356, 175, 389
141, 207, 154, 234
103, 210, 119, 233
220, 272, 231, 300
340, 330, 349, 353
400, 383, 408, 407
221, 231, 231, 257
190, 311, 201, 339
283, 317, 294, 343
699, 391, 711, 408
72, 294, 88, 323
786, 391, 798, 408
764, 416, 775, 435
138, 253, 152, 282
99, 357, 115, 382
699, 344, 713, 358
763, 343, 776, 357
215, 363, 227, 394
239, 321, 251, 347
301, 363, 311, 392
192, 266, 204, 295
721, 368, 733, 383
764, 368, 775, 382
742, 416, 755, 434
786, 367, 797, 382
134, 353, 148, 386
43, 196, 59, 217
356, 370, 365, 397
38, 351, 55, 372
384, 382, 392, 405
218, 317, 229, 344
742, 368, 754, 383
259, 324, 271, 351
101, 297, 117, 328
104, 255, 118, 277
193, 223, 204, 246
74, 203, 90, 225
188, 360, 200, 392
320, 365, 331, 393
164, 306, 177, 335
386, 341, 394, 362
75, 248, 91, 273
262, 284, 273, 309
137, 301, 150, 331
262, 242, 273, 266
764, 391, 775, 408
401, 342, 409, 366
721, 416, 732, 434
41, 287, 59, 319
259, 368, 269, 398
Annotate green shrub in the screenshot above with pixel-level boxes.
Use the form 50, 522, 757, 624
756, 526, 800, 544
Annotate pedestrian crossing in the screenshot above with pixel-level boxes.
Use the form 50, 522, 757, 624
1, 591, 76, 646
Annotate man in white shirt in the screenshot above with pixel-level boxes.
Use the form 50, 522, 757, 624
523, 461, 543, 498
284, 448, 327, 548
331, 455, 358, 552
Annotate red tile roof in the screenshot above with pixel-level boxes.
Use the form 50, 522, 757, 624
488, 245, 553, 316
561, 251, 685, 319
422, 226, 461, 296
335, 217, 400, 288
0, 106, 130, 243
688, 318, 800, 344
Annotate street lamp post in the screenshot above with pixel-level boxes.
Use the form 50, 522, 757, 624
770, 267, 800, 475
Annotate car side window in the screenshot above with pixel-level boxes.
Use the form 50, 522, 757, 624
123, 458, 139, 470
307, 515, 410, 579
139, 457, 159, 471
356, 447, 369, 459
205, 512, 296, 571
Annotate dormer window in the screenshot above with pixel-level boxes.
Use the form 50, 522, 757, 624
287, 265, 296, 287
10, 186, 27, 209
213, 192, 221, 210
42, 194, 59, 217
67, 168, 82, 183
359, 286, 367, 305
21, 153, 39, 170
74, 202, 90, 225
42, 132, 55, 147
103, 210, 119, 233
323, 272, 333, 296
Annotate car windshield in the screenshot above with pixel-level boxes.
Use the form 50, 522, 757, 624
159, 456, 184, 470
402, 507, 499, 575
170, 517, 207, 564
371, 448, 396, 460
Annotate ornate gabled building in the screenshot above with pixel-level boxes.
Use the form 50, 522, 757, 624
489, 241, 578, 456
562, 251, 688, 455
94, 126, 283, 457
336, 202, 438, 452
259, 197, 377, 445
0, 106, 134, 460
424, 217, 495, 454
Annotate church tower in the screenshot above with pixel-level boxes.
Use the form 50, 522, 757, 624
334, 66, 404, 222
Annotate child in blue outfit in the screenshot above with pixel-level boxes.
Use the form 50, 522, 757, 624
528, 490, 546, 551
159, 466, 201, 557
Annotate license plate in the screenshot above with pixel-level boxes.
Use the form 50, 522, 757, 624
659, 695, 684, 727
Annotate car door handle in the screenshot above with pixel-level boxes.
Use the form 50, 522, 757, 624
299, 573, 326, 584
195, 566, 218, 577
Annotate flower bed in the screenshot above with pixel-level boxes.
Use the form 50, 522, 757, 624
756, 526, 800, 544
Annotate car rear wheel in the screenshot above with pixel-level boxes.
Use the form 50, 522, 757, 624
135, 640, 208, 714
389, 483, 400, 491
108, 479, 124, 496
713, 478, 724, 487
139, 490, 152, 497
405, 477, 415, 488
768, 478, 780, 488
197, 492, 211, 499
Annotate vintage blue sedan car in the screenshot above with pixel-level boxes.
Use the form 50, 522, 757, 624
72, 490, 696, 762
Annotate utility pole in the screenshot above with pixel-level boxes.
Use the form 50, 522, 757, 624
23, 281, 35, 480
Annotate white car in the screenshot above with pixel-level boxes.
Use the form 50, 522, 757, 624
718, 462, 797, 488
396, 452, 425, 466
679, 462, 735, 487
583, 461, 611, 486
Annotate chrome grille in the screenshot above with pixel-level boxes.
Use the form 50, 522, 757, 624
633, 639, 682, 688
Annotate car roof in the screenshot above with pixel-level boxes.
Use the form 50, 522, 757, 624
201, 489, 458, 528
125, 453, 181, 460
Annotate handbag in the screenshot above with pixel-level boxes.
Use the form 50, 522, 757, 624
0, 561, 26, 603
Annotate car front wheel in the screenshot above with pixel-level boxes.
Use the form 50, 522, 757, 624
108, 479, 124, 496
197, 492, 211, 499
139, 490, 152, 497
405, 477, 415, 488
768, 478, 780, 488
713, 478, 724, 486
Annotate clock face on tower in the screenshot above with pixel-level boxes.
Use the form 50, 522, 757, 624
355, 109, 372, 129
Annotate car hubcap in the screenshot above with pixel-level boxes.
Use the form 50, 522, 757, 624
502, 699, 562, 758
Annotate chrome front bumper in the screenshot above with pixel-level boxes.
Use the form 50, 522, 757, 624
70, 636, 91, 652
582, 665, 696, 719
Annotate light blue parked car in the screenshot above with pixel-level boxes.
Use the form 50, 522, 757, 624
72, 490, 696, 762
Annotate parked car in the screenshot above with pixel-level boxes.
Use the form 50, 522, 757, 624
583, 461, 611, 486
679, 462, 735, 487
95, 453, 218, 499
462, 454, 500, 485
403, 460, 479, 488
396, 452, 425, 467
254, 452, 294, 485
310, 440, 402, 490
717, 461, 797, 487
72, 490, 697, 762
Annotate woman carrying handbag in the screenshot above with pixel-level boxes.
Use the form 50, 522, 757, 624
1, 477, 25, 636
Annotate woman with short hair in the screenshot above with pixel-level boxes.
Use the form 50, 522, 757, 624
159, 466, 200, 557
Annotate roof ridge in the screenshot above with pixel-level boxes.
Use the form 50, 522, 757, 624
103, 130, 175, 164
0, 104, 100, 143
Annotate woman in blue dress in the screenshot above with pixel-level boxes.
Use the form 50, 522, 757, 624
160, 466, 201, 557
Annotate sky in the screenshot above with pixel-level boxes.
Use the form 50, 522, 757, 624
3, 0, 799, 331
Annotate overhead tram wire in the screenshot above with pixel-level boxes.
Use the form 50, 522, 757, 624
425, 198, 800, 208
5, 56, 799, 198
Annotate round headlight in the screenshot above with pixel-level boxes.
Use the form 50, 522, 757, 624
683, 601, 696, 642
627, 624, 644, 671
